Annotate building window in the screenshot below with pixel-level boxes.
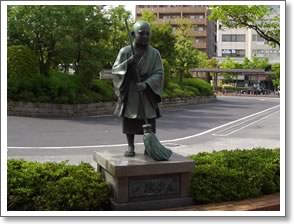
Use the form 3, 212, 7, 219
252, 49, 265, 57
222, 34, 245, 42
192, 25, 205, 31
183, 13, 204, 19
222, 49, 245, 57
159, 13, 181, 19
252, 34, 265, 42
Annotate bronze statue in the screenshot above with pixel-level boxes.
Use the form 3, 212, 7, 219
112, 21, 166, 158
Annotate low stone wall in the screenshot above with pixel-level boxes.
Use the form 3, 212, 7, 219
8, 96, 216, 117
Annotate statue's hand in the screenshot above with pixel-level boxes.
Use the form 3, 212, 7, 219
127, 54, 141, 65
136, 82, 147, 92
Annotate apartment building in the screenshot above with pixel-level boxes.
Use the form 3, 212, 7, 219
216, 6, 280, 64
135, 5, 216, 58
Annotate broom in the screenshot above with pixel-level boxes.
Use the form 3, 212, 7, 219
124, 18, 172, 161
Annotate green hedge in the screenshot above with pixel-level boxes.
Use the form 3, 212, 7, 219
188, 148, 280, 204
7, 148, 279, 210
8, 72, 116, 104
8, 72, 213, 104
7, 160, 110, 211
182, 78, 214, 96
162, 78, 213, 99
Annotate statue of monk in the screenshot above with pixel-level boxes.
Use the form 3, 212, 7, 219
112, 20, 164, 157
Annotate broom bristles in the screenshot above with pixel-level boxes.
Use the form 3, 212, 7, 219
143, 131, 172, 161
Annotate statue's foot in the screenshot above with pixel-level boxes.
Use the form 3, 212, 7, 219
144, 149, 148, 155
124, 151, 136, 157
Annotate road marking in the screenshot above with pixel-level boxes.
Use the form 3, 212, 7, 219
212, 107, 280, 136
159, 104, 279, 143
8, 105, 280, 150
212, 110, 279, 137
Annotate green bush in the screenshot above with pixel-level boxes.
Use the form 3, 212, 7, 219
188, 148, 280, 204
8, 45, 39, 79
182, 78, 214, 96
91, 80, 115, 101
7, 159, 110, 211
8, 71, 115, 104
163, 82, 194, 98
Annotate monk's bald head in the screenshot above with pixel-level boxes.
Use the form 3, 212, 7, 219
132, 20, 151, 47
133, 21, 151, 32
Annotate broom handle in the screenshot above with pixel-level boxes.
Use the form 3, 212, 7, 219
124, 18, 148, 125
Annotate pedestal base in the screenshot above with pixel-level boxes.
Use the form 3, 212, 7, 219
93, 148, 195, 211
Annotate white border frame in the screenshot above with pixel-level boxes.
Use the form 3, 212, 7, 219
1, 0, 286, 217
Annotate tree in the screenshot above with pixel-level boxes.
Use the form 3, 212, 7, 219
8, 5, 110, 85
271, 63, 280, 89
174, 19, 199, 82
219, 57, 240, 85
209, 5, 280, 47
103, 6, 132, 68
241, 57, 270, 69
174, 36, 199, 82
196, 52, 218, 83
8, 6, 66, 76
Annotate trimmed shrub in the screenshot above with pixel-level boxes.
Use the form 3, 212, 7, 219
163, 82, 194, 98
188, 148, 280, 204
7, 160, 110, 211
8, 45, 39, 79
7, 71, 116, 104
182, 78, 214, 96
91, 80, 115, 101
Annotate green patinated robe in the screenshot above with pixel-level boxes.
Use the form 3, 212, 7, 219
112, 45, 164, 134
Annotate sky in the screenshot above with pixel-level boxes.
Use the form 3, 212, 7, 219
124, 5, 136, 18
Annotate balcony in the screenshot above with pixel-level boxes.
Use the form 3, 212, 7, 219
188, 30, 207, 37
136, 7, 159, 14
181, 6, 207, 13
193, 42, 207, 49
156, 7, 183, 13
189, 18, 207, 25
136, 6, 207, 14
156, 18, 181, 25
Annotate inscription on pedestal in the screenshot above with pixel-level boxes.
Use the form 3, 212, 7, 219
128, 175, 180, 201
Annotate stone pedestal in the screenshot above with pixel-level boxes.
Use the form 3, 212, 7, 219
93, 148, 195, 211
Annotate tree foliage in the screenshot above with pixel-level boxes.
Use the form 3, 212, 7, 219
173, 19, 199, 82
8, 45, 39, 79
209, 5, 280, 47
103, 6, 132, 68
241, 57, 270, 69
271, 63, 280, 89
219, 57, 240, 84
8, 5, 110, 80
138, 10, 176, 64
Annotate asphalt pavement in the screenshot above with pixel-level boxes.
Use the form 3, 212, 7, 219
7, 96, 281, 167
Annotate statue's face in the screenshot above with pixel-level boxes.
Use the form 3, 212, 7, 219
133, 22, 151, 47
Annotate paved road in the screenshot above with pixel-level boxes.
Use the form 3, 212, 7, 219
7, 96, 280, 166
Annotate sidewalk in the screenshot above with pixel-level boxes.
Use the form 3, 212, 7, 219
161, 193, 280, 211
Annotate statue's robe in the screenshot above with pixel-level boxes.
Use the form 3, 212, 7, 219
112, 45, 164, 134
